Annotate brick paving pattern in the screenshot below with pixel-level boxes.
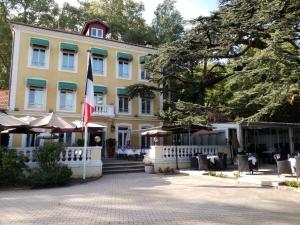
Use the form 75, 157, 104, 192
1, 173, 300, 225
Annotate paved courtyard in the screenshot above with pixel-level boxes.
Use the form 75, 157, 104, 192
0, 173, 300, 225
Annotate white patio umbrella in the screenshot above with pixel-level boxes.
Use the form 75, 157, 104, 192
19, 116, 37, 124
0, 113, 27, 128
141, 129, 172, 137
30, 113, 76, 131
72, 120, 107, 129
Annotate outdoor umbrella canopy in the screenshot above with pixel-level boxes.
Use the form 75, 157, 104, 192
1, 127, 41, 134
0, 113, 27, 128
72, 120, 107, 129
18, 116, 37, 125
30, 113, 76, 131
141, 129, 172, 137
192, 130, 220, 136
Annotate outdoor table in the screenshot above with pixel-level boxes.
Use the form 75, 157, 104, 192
207, 155, 219, 164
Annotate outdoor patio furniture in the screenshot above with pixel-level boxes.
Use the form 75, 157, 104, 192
295, 156, 300, 180
248, 155, 258, 174
190, 156, 199, 170
276, 160, 292, 177
238, 155, 249, 173
198, 155, 209, 170
213, 153, 227, 170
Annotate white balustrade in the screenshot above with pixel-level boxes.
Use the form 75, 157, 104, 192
93, 104, 114, 117
15, 146, 101, 164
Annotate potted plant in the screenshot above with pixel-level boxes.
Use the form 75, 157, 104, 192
143, 158, 154, 173
106, 138, 116, 158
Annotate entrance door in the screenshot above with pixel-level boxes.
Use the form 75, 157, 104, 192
117, 126, 130, 148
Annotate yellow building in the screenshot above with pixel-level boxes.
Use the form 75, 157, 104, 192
8, 19, 162, 156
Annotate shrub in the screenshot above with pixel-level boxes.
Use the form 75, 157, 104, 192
286, 180, 300, 189
28, 142, 72, 188
0, 147, 26, 185
28, 166, 72, 188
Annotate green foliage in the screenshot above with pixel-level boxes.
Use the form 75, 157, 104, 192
28, 142, 72, 188
35, 142, 64, 171
27, 166, 72, 188
233, 171, 241, 180
152, 0, 184, 44
0, 148, 26, 185
77, 139, 84, 147
286, 180, 300, 189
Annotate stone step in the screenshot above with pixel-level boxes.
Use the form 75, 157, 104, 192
103, 168, 145, 174
103, 162, 144, 167
103, 165, 145, 171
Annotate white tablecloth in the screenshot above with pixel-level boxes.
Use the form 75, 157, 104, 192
207, 155, 219, 164
289, 158, 296, 173
248, 156, 257, 166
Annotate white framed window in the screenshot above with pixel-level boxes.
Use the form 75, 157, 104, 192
92, 56, 104, 75
58, 132, 74, 146
118, 96, 130, 113
59, 50, 78, 73
58, 89, 76, 112
25, 86, 46, 110
140, 64, 150, 81
116, 59, 132, 80
62, 51, 75, 70
140, 125, 153, 148
28, 46, 49, 69
91, 28, 104, 38
94, 93, 105, 106
139, 97, 153, 115
32, 48, 45, 67
116, 124, 132, 148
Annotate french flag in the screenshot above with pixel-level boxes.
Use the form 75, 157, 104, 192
83, 56, 95, 126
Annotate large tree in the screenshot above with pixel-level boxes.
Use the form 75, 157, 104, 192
152, 0, 184, 45
128, 0, 300, 124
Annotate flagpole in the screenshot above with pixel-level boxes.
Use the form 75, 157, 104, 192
83, 124, 87, 180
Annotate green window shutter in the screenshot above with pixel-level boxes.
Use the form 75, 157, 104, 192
91, 48, 108, 57
60, 43, 78, 52
117, 88, 129, 96
139, 55, 149, 64
30, 38, 49, 48
58, 82, 77, 91
140, 90, 155, 98
26, 78, 47, 87
117, 52, 133, 62
94, 85, 108, 94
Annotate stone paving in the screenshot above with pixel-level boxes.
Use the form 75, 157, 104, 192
0, 173, 300, 225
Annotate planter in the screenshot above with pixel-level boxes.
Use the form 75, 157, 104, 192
144, 165, 154, 173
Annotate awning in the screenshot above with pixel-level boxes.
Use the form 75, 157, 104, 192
94, 85, 107, 94
117, 88, 129, 96
139, 55, 149, 64
58, 82, 77, 91
30, 38, 49, 48
26, 78, 47, 88
140, 90, 155, 98
60, 43, 78, 52
91, 48, 108, 57
117, 52, 133, 62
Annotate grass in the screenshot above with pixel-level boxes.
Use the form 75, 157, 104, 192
208, 171, 227, 178
285, 180, 300, 189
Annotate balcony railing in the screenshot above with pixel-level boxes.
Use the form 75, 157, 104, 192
93, 104, 114, 117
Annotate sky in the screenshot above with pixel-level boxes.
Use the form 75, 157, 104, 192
56, 0, 219, 24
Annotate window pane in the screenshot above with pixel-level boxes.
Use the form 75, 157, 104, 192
93, 57, 103, 74
124, 97, 129, 112
123, 63, 129, 77
62, 52, 74, 70
118, 61, 123, 76
118, 96, 123, 112
28, 88, 44, 108
39, 50, 45, 66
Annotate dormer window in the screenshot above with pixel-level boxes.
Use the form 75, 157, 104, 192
91, 28, 103, 38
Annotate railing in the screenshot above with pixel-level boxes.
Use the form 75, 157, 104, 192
162, 145, 219, 160
93, 104, 114, 117
148, 145, 230, 162
16, 146, 101, 164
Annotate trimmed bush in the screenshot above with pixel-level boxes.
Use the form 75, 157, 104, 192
28, 166, 72, 188
0, 147, 26, 185
28, 142, 72, 188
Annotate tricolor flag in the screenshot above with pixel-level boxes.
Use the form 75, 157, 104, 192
83, 56, 95, 126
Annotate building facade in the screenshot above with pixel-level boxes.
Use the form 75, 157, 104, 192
9, 20, 162, 155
